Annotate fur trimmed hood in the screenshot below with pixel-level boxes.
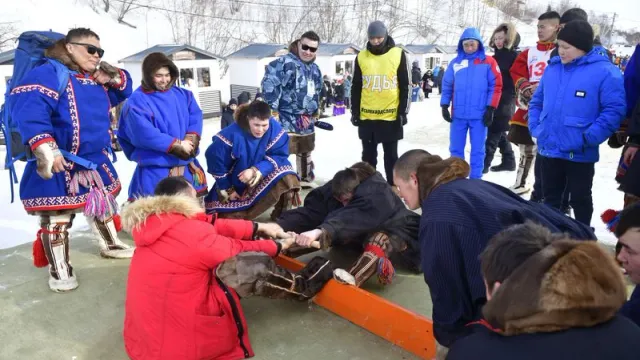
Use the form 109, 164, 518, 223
141, 52, 179, 91
483, 240, 627, 336
121, 195, 204, 236
490, 23, 518, 50
45, 40, 81, 72
417, 155, 470, 202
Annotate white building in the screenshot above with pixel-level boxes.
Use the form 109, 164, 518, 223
119, 44, 229, 117
314, 43, 360, 80
400, 44, 450, 71
225, 43, 289, 100
0, 49, 15, 105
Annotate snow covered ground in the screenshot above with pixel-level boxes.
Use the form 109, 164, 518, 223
0, 96, 622, 249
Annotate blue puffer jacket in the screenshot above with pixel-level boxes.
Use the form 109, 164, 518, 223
529, 49, 626, 163
440, 27, 503, 120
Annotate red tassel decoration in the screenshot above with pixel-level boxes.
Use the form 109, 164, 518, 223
113, 213, 122, 232
32, 231, 49, 268
377, 257, 395, 285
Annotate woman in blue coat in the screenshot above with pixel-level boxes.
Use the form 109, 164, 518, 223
529, 21, 626, 226
118, 52, 208, 201
204, 101, 301, 220
440, 27, 503, 179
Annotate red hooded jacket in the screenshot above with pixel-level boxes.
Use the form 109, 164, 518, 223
121, 195, 279, 360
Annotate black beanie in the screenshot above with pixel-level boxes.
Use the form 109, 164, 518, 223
557, 20, 594, 53
560, 8, 588, 24
228, 98, 238, 106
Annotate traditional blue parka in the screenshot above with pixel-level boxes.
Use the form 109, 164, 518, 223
118, 52, 207, 201
12, 40, 131, 213
204, 114, 296, 214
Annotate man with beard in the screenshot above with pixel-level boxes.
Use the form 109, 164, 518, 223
351, 21, 412, 187
262, 31, 322, 188
118, 52, 208, 201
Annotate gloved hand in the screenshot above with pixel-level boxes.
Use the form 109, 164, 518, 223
483, 106, 495, 127
168, 139, 192, 160
97, 61, 121, 85
184, 133, 200, 157
441, 106, 451, 123
351, 115, 360, 126
33, 141, 64, 180
248, 167, 262, 187
398, 113, 407, 126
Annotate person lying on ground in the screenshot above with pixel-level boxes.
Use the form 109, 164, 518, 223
277, 162, 421, 287
392, 149, 595, 355
446, 222, 640, 360
122, 176, 333, 360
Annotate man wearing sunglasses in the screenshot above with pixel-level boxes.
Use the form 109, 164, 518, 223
11, 28, 133, 293
261, 31, 323, 188
351, 21, 412, 188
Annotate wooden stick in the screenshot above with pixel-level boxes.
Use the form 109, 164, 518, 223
275, 254, 436, 359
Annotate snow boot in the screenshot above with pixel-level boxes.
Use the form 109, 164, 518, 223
490, 163, 516, 172
509, 144, 536, 195
347, 232, 395, 287
88, 216, 134, 259
38, 214, 78, 293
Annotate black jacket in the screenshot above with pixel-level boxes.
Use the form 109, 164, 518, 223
490, 48, 517, 133
220, 106, 235, 129
351, 36, 411, 143
617, 101, 640, 196
447, 316, 640, 360
277, 171, 421, 270
411, 64, 422, 85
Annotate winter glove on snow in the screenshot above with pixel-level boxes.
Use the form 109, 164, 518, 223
33, 142, 60, 180
351, 115, 360, 126
441, 106, 452, 123
483, 107, 495, 127
398, 113, 407, 126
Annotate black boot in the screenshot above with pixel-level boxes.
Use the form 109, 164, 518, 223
490, 163, 516, 172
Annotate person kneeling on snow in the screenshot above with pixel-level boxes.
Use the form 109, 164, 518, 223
447, 222, 640, 360
204, 101, 301, 220
122, 176, 334, 360
392, 149, 595, 357
276, 162, 421, 287
440, 27, 503, 179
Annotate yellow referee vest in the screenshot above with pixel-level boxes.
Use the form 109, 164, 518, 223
357, 47, 402, 121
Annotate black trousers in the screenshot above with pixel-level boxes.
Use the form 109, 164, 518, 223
345, 97, 351, 109
484, 131, 515, 169
362, 139, 398, 186
540, 156, 595, 226
531, 155, 571, 210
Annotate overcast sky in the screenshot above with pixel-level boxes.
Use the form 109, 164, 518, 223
533, 0, 640, 31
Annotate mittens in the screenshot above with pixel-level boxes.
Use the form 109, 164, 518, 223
441, 106, 452, 123
33, 142, 60, 180
483, 106, 495, 127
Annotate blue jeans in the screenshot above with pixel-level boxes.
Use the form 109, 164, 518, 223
449, 118, 487, 179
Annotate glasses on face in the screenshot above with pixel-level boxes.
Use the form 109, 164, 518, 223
69, 42, 105, 58
300, 43, 318, 53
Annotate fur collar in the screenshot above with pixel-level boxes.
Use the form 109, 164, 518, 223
483, 240, 627, 336
45, 40, 81, 72
490, 23, 518, 50
121, 195, 204, 233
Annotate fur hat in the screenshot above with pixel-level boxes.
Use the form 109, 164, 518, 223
490, 23, 517, 50
141, 52, 179, 91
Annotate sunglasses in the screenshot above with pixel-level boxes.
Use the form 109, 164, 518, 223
69, 42, 105, 58
300, 44, 318, 53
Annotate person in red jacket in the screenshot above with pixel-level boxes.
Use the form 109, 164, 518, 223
121, 176, 333, 360
507, 11, 560, 198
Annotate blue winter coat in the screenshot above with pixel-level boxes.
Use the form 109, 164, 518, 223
204, 118, 297, 213
261, 53, 322, 135
118, 86, 207, 200
343, 77, 352, 98
440, 27, 503, 120
624, 45, 640, 118
529, 49, 626, 163
11, 61, 131, 213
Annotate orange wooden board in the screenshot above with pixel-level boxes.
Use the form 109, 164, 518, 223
276, 254, 436, 359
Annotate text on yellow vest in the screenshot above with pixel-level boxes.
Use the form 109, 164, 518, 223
357, 47, 403, 121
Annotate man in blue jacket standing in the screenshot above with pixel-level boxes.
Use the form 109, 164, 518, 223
441, 27, 503, 179
529, 20, 626, 226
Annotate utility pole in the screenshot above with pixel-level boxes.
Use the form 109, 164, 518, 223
609, 12, 617, 46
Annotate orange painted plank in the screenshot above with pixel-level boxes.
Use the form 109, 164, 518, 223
276, 254, 436, 359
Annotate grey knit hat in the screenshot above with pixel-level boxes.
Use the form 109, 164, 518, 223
367, 21, 388, 38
